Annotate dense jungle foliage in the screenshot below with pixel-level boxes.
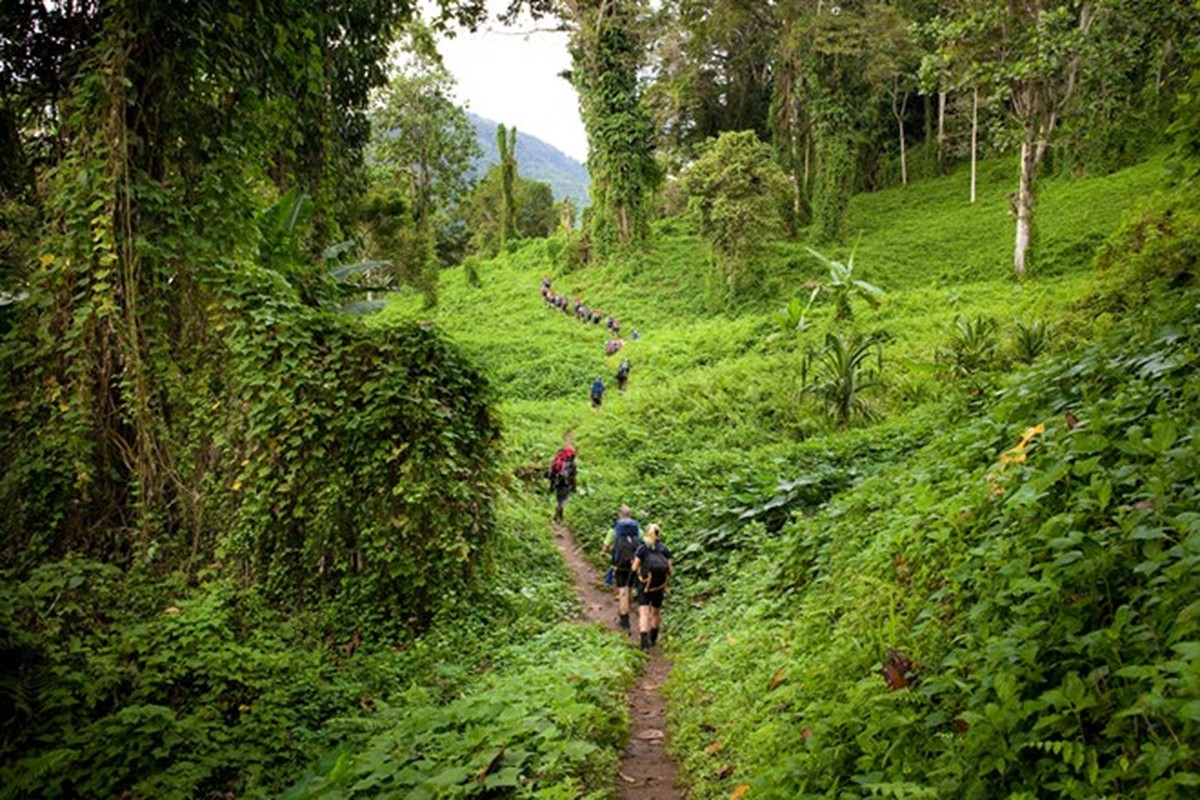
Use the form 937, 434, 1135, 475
2, 0, 1199, 798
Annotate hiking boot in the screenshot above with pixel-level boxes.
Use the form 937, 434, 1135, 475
618, 614, 630, 631
649, 628, 659, 646
639, 632, 650, 651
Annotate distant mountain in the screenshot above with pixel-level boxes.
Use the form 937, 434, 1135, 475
468, 112, 590, 211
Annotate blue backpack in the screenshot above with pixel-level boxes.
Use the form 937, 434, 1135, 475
612, 519, 640, 566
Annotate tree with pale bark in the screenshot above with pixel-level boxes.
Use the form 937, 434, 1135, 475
930, 0, 1095, 278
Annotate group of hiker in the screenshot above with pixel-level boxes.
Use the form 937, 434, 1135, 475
540, 278, 636, 408
547, 436, 673, 652
540, 276, 639, 366
541, 276, 624, 336
602, 505, 673, 651
540, 276, 670, 651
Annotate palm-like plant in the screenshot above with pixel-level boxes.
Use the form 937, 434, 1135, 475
801, 331, 886, 428
805, 243, 885, 321
937, 314, 1000, 380
1011, 318, 1052, 364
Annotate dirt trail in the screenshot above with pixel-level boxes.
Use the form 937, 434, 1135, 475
552, 522, 683, 800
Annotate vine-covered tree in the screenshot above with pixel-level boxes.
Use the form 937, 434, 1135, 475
366, 39, 480, 302
510, 0, 658, 256
0, 0, 487, 563
681, 130, 791, 305
497, 123, 518, 249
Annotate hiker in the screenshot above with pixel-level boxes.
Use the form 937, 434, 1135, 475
632, 523, 673, 650
590, 376, 605, 408
601, 505, 642, 632
548, 435, 577, 522
615, 358, 631, 391
630, 328, 639, 341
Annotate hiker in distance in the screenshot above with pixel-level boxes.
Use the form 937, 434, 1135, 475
632, 523, 673, 651
615, 358, 631, 392
601, 505, 641, 632
548, 434, 577, 523
590, 376, 605, 408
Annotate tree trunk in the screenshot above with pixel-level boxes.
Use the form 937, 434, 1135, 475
970, 85, 978, 204
937, 91, 947, 169
1014, 137, 1037, 279
892, 81, 908, 185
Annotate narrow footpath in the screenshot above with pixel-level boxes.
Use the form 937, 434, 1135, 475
552, 522, 683, 800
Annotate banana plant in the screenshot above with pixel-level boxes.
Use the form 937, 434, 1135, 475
258, 189, 396, 312
805, 241, 885, 321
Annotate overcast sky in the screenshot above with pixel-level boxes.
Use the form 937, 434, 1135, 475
436, 5, 588, 163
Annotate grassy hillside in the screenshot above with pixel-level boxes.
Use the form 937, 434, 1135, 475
381, 150, 1199, 797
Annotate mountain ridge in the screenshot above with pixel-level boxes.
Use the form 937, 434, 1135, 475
468, 112, 590, 210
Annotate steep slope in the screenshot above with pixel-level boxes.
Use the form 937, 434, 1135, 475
381, 152, 1197, 797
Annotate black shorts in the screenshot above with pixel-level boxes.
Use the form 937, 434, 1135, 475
613, 565, 635, 588
638, 585, 665, 608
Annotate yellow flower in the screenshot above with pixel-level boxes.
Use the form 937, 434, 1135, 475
39, 253, 55, 267
1016, 423, 1046, 448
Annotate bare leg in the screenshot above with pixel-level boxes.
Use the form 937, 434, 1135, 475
639, 604, 651, 650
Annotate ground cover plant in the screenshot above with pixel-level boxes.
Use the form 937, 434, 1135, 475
4, 3, 1196, 798
385, 150, 1198, 797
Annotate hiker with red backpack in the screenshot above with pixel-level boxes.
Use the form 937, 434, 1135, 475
631, 523, 673, 650
548, 435, 577, 523
601, 505, 641, 632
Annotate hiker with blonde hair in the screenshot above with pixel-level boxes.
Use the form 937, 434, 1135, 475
631, 523, 673, 650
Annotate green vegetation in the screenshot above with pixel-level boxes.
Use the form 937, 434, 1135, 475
382, 150, 1198, 797
2, 1, 1198, 798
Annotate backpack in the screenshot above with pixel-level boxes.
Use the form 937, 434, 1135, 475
558, 456, 576, 489
639, 545, 670, 591
612, 520, 640, 566
616, 360, 630, 379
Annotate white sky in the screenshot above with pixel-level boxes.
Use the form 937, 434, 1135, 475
436, 4, 589, 163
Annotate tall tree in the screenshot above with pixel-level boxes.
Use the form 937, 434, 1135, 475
773, 1, 923, 241
643, 0, 777, 165
0, 0, 485, 556
367, 40, 480, 302
460, 167, 557, 256
932, 0, 1095, 278
497, 123, 518, 249
509, 0, 658, 255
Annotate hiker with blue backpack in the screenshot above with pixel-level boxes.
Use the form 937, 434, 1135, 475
632, 523, 673, 651
601, 505, 641, 632
590, 376, 606, 408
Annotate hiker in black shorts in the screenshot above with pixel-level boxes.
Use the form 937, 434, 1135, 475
631, 523, 673, 650
601, 505, 641, 632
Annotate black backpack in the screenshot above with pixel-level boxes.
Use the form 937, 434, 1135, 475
639, 545, 670, 590
612, 525, 640, 566
559, 457, 577, 489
